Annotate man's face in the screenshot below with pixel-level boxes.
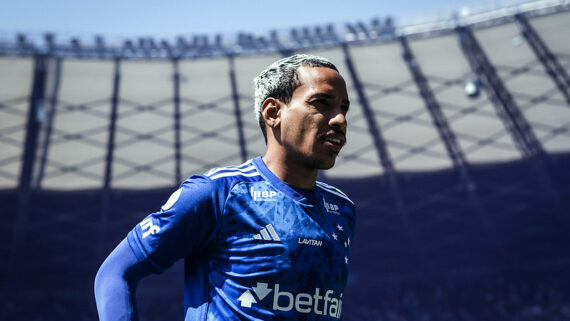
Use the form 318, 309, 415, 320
278, 65, 349, 170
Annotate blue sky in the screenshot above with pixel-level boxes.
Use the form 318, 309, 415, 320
0, 0, 521, 42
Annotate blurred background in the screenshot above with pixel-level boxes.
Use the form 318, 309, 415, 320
1, 0, 569, 320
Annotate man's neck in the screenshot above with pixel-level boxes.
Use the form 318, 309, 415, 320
262, 153, 318, 190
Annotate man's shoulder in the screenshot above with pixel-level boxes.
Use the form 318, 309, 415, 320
183, 159, 263, 188
170, 160, 264, 210
315, 181, 354, 206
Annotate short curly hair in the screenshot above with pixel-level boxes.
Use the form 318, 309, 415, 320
253, 54, 339, 141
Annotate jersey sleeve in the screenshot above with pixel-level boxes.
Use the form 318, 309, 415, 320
127, 175, 224, 271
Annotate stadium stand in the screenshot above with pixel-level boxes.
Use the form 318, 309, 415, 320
0, 0, 569, 319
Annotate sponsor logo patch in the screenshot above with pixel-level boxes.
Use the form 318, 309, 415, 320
250, 187, 277, 201
140, 216, 160, 239
238, 283, 343, 319
323, 197, 340, 215
297, 238, 323, 247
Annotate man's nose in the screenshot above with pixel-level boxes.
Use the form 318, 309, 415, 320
329, 111, 347, 132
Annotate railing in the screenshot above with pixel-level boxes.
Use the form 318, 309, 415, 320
0, 0, 568, 59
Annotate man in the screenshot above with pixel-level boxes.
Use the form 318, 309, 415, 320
95, 54, 355, 320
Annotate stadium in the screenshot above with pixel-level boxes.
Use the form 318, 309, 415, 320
1, 0, 569, 319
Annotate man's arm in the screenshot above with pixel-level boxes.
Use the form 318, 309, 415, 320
94, 177, 221, 319
94, 238, 156, 321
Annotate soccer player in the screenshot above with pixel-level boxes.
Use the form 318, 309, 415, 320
94, 54, 355, 320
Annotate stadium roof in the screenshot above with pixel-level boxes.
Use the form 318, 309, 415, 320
0, 0, 569, 190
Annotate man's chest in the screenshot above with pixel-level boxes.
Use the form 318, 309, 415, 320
211, 182, 354, 287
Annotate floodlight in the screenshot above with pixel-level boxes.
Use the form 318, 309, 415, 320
290, 29, 299, 40
315, 26, 322, 37
177, 36, 188, 49
257, 36, 268, 48
269, 30, 279, 43
302, 27, 310, 39
464, 78, 481, 98
192, 35, 200, 47
214, 34, 223, 47
371, 18, 381, 29
238, 33, 252, 47
71, 38, 81, 50
95, 35, 105, 48
123, 40, 134, 52
44, 33, 55, 51
17, 33, 27, 46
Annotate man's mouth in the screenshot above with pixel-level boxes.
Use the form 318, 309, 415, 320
324, 136, 343, 146
320, 133, 346, 153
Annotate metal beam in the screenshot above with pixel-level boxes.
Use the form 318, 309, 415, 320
103, 58, 121, 190
4, 54, 49, 285
18, 55, 47, 192
228, 54, 248, 162
97, 57, 121, 261
340, 43, 406, 215
515, 13, 570, 105
173, 58, 182, 183
456, 26, 545, 159
399, 35, 508, 261
341, 43, 427, 267
34, 57, 63, 188
456, 26, 559, 206
400, 36, 472, 182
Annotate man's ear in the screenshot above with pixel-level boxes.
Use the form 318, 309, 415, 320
261, 97, 281, 129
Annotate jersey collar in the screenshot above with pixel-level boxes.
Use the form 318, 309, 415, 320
252, 156, 317, 204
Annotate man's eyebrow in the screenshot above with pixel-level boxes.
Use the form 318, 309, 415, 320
310, 93, 350, 106
309, 93, 335, 100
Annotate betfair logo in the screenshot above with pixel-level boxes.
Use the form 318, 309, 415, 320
250, 187, 277, 201
323, 197, 340, 215
140, 216, 160, 239
238, 283, 343, 319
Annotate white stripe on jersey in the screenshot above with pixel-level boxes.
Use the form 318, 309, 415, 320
316, 181, 354, 204
209, 171, 260, 180
206, 165, 256, 176
206, 165, 255, 178
205, 160, 253, 177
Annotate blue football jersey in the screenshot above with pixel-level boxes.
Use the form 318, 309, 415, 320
127, 156, 356, 320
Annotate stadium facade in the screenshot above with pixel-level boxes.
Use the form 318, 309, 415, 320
1, 1, 569, 319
